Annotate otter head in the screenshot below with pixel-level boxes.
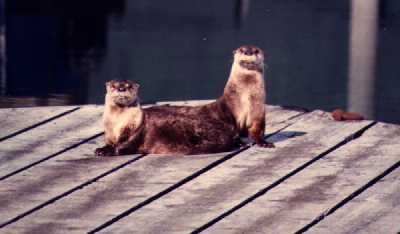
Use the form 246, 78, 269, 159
233, 45, 265, 73
105, 80, 140, 107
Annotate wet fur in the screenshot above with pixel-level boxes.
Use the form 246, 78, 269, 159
96, 45, 273, 156
224, 45, 274, 147
96, 80, 238, 156
137, 99, 237, 154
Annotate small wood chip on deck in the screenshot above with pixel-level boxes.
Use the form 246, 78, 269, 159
0, 101, 398, 234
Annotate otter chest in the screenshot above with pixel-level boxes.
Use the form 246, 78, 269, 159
237, 90, 253, 129
105, 109, 142, 145
235, 76, 264, 129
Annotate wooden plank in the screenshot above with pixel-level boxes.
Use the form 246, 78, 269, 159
307, 163, 400, 234
89, 111, 372, 233
0, 107, 303, 233
200, 122, 400, 234
0, 106, 79, 141
0, 137, 142, 228
0, 105, 103, 179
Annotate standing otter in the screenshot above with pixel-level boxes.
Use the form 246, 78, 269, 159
222, 45, 274, 147
95, 80, 237, 156
151, 45, 274, 148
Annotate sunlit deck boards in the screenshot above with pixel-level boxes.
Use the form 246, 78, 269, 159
0, 101, 398, 234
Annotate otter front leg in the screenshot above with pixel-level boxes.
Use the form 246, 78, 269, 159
95, 145, 116, 156
249, 120, 275, 148
233, 136, 248, 148
114, 127, 143, 155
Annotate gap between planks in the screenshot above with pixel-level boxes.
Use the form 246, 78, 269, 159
306, 163, 400, 234
0, 106, 80, 142
0, 154, 145, 229
0, 103, 155, 181
192, 121, 377, 233
0, 105, 303, 233
3, 103, 389, 234
203, 122, 400, 234
0, 105, 104, 180
95, 113, 374, 234
296, 159, 400, 234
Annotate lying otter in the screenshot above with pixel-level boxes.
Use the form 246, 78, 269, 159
95, 80, 237, 156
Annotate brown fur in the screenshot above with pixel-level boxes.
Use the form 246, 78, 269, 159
95, 80, 238, 156
222, 45, 274, 147
96, 45, 274, 155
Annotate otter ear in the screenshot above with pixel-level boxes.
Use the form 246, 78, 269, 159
126, 80, 140, 89
105, 81, 113, 92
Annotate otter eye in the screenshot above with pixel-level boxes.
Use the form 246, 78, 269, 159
254, 49, 259, 54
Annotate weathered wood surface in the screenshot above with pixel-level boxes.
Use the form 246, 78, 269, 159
0, 136, 141, 226
98, 111, 374, 234
1, 105, 302, 233
0, 105, 103, 179
205, 122, 400, 234
309, 168, 400, 234
0, 101, 399, 234
0, 106, 78, 140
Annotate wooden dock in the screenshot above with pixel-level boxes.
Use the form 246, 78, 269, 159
0, 101, 398, 234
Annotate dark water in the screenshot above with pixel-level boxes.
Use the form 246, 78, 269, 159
1, 0, 400, 124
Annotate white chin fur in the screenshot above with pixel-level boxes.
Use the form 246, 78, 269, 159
113, 96, 135, 106
235, 53, 263, 64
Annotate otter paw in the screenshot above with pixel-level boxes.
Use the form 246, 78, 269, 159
257, 141, 275, 148
114, 147, 122, 156
95, 146, 115, 157
114, 147, 135, 156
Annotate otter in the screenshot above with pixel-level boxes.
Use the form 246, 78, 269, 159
95, 80, 237, 156
96, 45, 272, 155
222, 45, 274, 147
149, 45, 274, 147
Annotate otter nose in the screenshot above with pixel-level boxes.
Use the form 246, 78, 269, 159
118, 87, 126, 92
242, 46, 254, 56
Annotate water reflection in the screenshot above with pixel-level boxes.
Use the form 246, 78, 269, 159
1, 1, 400, 124
3, 0, 125, 105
